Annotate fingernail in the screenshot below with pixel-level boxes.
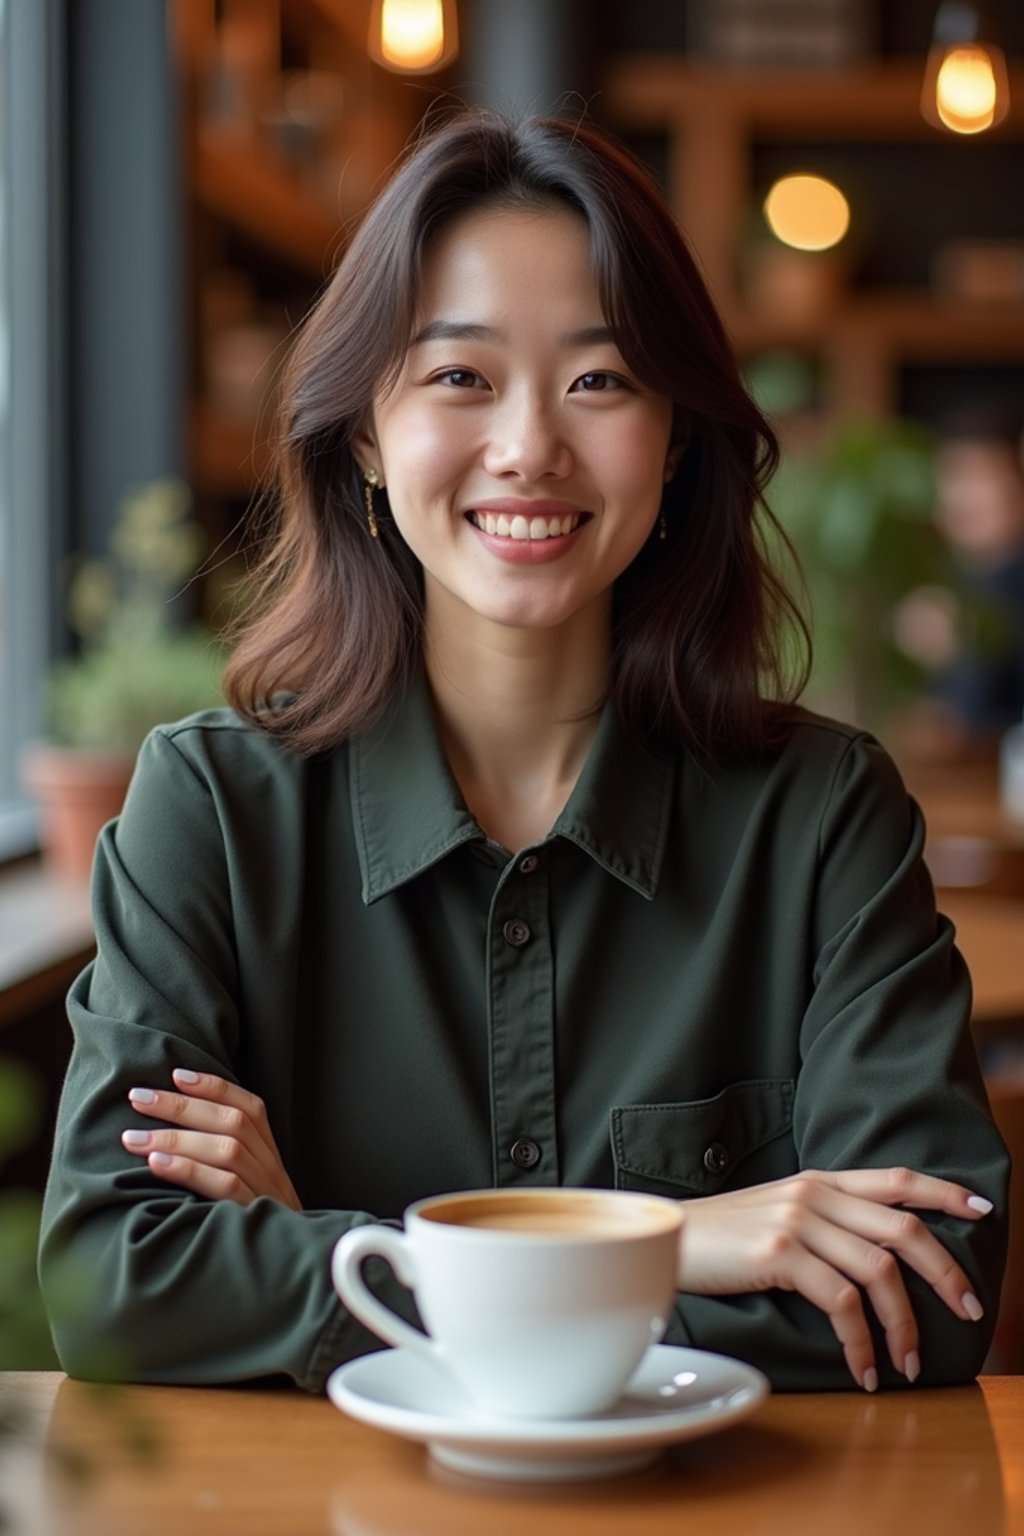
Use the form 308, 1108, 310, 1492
173, 1069, 201, 1085
962, 1292, 985, 1321
122, 1130, 150, 1147
862, 1367, 878, 1393
149, 1151, 174, 1167
128, 1087, 157, 1104
903, 1350, 920, 1384
967, 1195, 993, 1215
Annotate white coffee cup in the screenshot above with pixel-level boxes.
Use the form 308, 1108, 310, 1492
331, 1187, 683, 1419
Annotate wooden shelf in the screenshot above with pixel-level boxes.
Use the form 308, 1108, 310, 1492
606, 58, 1024, 138
728, 292, 1024, 357
192, 130, 342, 277
604, 57, 1024, 418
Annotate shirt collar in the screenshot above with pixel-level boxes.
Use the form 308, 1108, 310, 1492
350, 668, 675, 904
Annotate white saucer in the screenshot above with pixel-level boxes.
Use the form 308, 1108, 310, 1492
327, 1343, 769, 1482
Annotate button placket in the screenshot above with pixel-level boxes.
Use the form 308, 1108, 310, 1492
486, 855, 560, 1188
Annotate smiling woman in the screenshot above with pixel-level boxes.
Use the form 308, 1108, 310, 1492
38, 111, 1008, 1401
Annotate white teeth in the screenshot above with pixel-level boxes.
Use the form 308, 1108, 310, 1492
472, 510, 581, 540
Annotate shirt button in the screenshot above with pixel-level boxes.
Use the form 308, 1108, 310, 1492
503, 918, 531, 947
703, 1142, 730, 1174
518, 853, 540, 875
510, 1137, 542, 1170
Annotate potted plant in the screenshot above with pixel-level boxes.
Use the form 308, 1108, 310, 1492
21, 478, 225, 882
758, 404, 999, 744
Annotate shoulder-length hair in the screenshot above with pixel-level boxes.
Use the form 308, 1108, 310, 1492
223, 109, 808, 760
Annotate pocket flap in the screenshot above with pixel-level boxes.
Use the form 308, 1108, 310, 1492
610, 1079, 795, 1195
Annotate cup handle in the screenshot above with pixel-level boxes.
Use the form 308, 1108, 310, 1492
331, 1225, 443, 1370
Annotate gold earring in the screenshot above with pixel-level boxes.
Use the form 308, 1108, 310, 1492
364, 468, 381, 539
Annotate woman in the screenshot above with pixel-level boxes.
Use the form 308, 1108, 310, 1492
40, 111, 1007, 1396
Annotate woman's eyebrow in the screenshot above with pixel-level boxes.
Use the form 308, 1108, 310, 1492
410, 320, 615, 347
411, 320, 497, 346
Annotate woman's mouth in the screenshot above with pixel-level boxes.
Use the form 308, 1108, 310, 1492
466, 510, 587, 540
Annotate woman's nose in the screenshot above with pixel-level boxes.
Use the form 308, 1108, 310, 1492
481, 393, 573, 481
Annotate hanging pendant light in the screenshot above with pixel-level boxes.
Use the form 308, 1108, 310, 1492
367, 0, 459, 75
921, 2, 1010, 135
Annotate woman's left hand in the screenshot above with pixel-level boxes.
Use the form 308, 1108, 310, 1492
121, 1070, 302, 1211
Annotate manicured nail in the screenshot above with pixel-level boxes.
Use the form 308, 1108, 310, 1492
967, 1195, 993, 1215
962, 1292, 984, 1321
149, 1151, 174, 1167
903, 1350, 920, 1384
862, 1367, 878, 1393
122, 1130, 150, 1147
173, 1069, 201, 1085
128, 1087, 157, 1104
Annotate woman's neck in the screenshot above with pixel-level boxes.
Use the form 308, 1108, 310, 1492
423, 599, 611, 853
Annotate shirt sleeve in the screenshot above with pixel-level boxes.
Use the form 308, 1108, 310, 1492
38, 726, 414, 1393
665, 730, 1010, 1390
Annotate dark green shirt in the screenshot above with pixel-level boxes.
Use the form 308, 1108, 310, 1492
39, 674, 1008, 1392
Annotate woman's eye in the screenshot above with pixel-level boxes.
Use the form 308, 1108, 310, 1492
572, 372, 626, 393
435, 368, 484, 389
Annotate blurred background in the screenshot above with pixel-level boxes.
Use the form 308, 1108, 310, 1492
1, 1, 1024, 1366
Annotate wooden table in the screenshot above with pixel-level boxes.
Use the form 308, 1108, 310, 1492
2, 1372, 1022, 1536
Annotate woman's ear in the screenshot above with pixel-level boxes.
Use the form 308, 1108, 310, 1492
351, 418, 382, 481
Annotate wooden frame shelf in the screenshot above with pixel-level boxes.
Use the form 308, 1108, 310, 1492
193, 131, 342, 278
172, 0, 429, 507
605, 57, 1024, 419
605, 58, 1024, 139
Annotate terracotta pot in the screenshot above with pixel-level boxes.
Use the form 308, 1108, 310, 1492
21, 745, 136, 884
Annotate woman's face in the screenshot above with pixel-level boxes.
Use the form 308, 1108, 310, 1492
359, 203, 677, 640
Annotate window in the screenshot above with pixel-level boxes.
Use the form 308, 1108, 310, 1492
0, 0, 68, 855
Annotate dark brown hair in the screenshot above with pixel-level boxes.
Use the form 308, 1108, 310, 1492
224, 109, 808, 759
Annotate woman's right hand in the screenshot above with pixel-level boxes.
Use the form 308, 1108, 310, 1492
121, 1069, 302, 1211
676, 1168, 993, 1391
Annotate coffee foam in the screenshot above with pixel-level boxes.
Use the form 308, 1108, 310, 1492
420, 1190, 680, 1238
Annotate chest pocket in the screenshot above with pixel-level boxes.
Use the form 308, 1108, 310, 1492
610, 1079, 795, 1197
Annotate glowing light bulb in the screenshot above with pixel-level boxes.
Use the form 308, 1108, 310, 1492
920, 5, 1010, 136
937, 46, 1001, 131
368, 0, 459, 75
763, 174, 850, 253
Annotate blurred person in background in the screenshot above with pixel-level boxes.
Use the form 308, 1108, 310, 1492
934, 406, 1024, 741
896, 406, 1024, 758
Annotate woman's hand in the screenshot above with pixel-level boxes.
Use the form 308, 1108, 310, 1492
677, 1168, 993, 1392
121, 1070, 302, 1211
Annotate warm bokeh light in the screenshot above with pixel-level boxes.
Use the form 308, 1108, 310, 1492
763, 174, 850, 253
922, 41, 1010, 135
937, 46, 998, 130
368, 0, 458, 75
